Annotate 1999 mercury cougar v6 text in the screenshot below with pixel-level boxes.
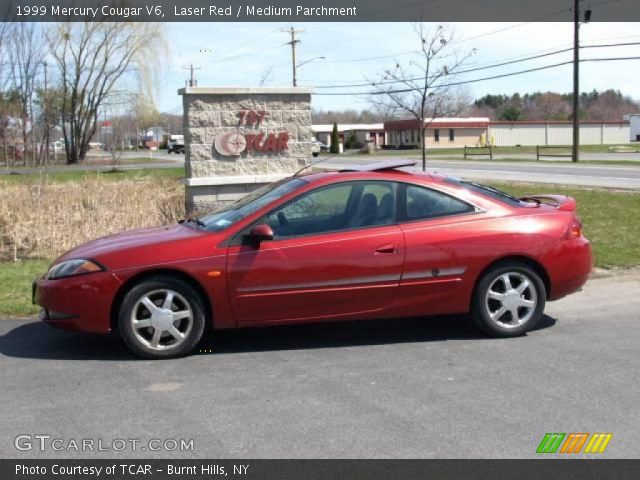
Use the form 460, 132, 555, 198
33, 160, 592, 358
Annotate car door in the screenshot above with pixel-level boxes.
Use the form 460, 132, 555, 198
226, 180, 405, 325
396, 182, 480, 315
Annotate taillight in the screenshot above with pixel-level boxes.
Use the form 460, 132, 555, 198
566, 215, 583, 239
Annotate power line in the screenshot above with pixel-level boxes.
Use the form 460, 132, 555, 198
313, 56, 640, 96
307, 41, 640, 89
310, 47, 574, 89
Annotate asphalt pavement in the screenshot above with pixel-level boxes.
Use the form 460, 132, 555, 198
1, 270, 639, 459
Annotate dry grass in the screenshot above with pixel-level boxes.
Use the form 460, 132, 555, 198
0, 175, 185, 261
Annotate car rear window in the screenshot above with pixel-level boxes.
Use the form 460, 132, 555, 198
444, 178, 525, 206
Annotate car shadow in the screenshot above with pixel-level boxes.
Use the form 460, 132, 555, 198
0, 314, 557, 361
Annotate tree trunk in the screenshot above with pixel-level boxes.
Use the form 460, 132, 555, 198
421, 125, 427, 171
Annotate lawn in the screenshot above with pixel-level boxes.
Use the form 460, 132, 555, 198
334, 144, 640, 158
0, 181, 638, 318
0, 259, 49, 317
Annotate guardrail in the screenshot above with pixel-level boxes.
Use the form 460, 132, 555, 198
463, 145, 493, 160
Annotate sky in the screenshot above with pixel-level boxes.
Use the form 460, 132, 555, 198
156, 22, 640, 114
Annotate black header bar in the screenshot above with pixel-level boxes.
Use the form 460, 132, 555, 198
1, 0, 640, 22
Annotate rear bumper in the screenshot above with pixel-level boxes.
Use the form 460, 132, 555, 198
33, 271, 122, 334
545, 236, 593, 301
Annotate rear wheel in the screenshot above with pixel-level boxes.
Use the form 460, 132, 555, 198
471, 263, 545, 337
118, 276, 206, 359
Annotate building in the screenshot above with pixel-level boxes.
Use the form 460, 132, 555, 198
383, 117, 631, 148
490, 121, 630, 146
313, 123, 385, 149
630, 115, 640, 142
384, 118, 490, 148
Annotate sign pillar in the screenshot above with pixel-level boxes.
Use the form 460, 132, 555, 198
179, 87, 314, 211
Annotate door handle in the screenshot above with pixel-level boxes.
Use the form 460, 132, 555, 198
375, 244, 396, 254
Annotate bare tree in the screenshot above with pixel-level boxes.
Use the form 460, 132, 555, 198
47, 22, 165, 164
8, 23, 45, 167
369, 23, 475, 170
258, 66, 274, 87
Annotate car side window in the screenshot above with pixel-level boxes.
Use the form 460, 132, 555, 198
402, 184, 473, 221
263, 181, 396, 238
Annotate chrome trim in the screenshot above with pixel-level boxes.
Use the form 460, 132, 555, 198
237, 273, 401, 293
402, 267, 467, 281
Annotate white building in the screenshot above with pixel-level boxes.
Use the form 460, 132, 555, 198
489, 121, 630, 146
312, 123, 385, 149
630, 115, 640, 142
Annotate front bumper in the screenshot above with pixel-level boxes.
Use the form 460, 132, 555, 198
33, 271, 122, 334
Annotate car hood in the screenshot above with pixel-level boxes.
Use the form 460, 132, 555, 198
54, 224, 220, 269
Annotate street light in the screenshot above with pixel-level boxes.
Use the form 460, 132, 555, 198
293, 56, 326, 86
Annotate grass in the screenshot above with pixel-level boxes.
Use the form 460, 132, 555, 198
429, 156, 640, 166
0, 259, 49, 317
338, 144, 640, 157
0, 178, 638, 318
0, 167, 185, 184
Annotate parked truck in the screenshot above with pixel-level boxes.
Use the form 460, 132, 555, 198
167, 135, 185, 154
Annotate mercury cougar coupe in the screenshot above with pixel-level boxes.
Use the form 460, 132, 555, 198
33, 160, 592, 359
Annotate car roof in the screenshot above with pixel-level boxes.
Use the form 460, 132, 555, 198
297, 168, 514, 213
299, 166, 447, 185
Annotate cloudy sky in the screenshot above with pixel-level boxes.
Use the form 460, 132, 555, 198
156, 22, 640, 113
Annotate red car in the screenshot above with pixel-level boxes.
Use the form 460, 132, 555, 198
33, 160, 592, 359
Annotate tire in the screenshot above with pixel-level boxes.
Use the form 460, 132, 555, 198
312, 152, 319, 157
471, 262, 546, 337
118, 276, 206, 359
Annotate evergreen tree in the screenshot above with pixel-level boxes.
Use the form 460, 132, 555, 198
330, 123, 340, 154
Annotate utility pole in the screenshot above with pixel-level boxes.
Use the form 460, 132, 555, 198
283, 27, 303, 87
572, 0, 580, 163
183, 64, 201, 87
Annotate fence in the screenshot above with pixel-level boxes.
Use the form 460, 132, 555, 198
464, 145, 493, 160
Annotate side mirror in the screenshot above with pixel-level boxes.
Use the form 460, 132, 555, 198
247, 224, 274, 243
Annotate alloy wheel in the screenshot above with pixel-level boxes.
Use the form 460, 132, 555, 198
130, 289, 193, 351
484, 272, 537, 328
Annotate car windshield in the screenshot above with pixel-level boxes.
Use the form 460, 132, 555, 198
444, 177, 525, 206
194, 177, 308, 232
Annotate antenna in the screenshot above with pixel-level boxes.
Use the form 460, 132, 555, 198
293, 151, 341, 176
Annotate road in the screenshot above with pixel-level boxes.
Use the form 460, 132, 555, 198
1, 271, 639, 459
323, 158, 640, 189
3, 152, 640, 189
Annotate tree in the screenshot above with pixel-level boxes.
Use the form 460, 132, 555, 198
330, 123, 340, 154
499, 106, 522, 121
369, 23, 475, 170
47, 22, 165, 164
8, 23, 45, 166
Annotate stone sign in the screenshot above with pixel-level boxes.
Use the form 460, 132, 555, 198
179, 87, 314, 211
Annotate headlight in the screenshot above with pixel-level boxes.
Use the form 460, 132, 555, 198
47, 259, 104, 280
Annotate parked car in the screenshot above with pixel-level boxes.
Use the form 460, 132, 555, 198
167, 135, 184, 154
33, 160, 592, 359
310, 140, 329, 157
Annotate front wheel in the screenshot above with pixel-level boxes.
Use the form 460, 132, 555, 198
471, 263, 546, 337
118, 276, 206, 359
